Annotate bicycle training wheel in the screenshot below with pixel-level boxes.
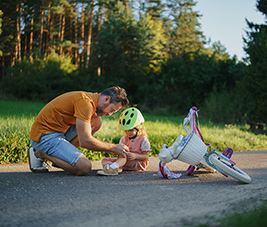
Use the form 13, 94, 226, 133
210, 154, 251, 184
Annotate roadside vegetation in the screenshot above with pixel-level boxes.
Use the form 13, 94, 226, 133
192, 200, 267, 227
219, 200, 267, 227
1, 99, 266, 164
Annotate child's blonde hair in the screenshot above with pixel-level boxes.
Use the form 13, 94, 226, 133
136, 125, 148, 138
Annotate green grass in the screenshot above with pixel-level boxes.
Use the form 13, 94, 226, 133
192, 200, 267, 227
220, 200, 267, 227
1, 99, 267, 164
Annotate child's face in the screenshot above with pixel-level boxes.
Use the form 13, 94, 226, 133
125, 128, 137, 138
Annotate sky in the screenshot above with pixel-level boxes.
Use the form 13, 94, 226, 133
194, 0, 266, 60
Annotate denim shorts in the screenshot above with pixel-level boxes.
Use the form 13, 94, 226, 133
30, 125, 83, 166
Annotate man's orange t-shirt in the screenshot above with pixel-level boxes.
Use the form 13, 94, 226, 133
30, 91, 98, 142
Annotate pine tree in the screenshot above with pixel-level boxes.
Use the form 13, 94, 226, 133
92, 1, 166, 94
0, 1, 18, 77
141, 0, 165, 20
166, 0, 206, 55
243, 0, 267, 123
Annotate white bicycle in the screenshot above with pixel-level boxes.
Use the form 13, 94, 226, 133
159, 107, 251, 184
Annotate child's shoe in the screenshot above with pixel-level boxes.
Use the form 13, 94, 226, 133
97, 164, 119, 176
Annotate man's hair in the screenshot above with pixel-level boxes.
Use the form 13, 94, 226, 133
100, 86, 129, 107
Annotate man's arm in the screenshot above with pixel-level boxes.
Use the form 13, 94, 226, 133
76, 118, 128, 156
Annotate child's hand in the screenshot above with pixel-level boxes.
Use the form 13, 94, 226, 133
127, 152, 136, 161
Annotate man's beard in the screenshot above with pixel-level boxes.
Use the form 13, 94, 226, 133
96, 102, 109, 116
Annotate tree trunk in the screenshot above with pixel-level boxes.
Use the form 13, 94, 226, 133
18, 1, 22, 61
29, 15, 34, 62
45, 3, 51, 59
58, 13, 62, 53
50, 3, 54, 53
75, 8, 78, 69
24, 31, 27, 60
69, 5, 73, 55
81, 8, 84, 66
60, 11, 65, 56
14, 4, 19, 65
97, 4, 103, 76
1, 55, 4, 79
86, 7, 94, 69
40, 0, 44, 56
98, 4, 102, 30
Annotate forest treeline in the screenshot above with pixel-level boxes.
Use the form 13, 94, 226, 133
0, 0, 266, 125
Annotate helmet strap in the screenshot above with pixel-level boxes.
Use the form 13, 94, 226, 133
129, 128, 138, 140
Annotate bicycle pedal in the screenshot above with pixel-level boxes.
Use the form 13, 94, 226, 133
186, 165, 195, 176
222, 147, 233, 159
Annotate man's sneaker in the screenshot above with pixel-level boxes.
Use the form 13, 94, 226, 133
97, 164, 119, 176
27, 147, 49, 173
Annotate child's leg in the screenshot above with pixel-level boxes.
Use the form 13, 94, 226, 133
110, 155, 126, 169
101, 157, 118, 166
116, 155, 127, 166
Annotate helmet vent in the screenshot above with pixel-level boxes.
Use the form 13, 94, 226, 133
126, 119, 131, 125
130, 113, 134, 118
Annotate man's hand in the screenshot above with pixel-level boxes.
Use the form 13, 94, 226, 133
77, 118, 128, 156
111, 144, 129, 158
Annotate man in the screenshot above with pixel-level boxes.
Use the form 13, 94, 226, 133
28, 86, 129, 176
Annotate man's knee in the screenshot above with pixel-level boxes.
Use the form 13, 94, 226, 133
91, 115, 102, 135
74, 155, 92, 176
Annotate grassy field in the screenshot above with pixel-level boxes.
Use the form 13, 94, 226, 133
1, 99, 267, 164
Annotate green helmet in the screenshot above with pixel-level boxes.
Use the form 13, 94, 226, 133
119, 107, 144, 130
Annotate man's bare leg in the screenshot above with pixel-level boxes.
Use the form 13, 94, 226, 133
35, 150, 91, 176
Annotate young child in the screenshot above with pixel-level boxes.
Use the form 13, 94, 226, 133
97, 107, 150, 176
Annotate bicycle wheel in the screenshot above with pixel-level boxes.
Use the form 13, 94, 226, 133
209, 154, 251, 183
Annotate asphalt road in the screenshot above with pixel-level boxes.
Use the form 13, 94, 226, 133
1, 150, 267, 227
